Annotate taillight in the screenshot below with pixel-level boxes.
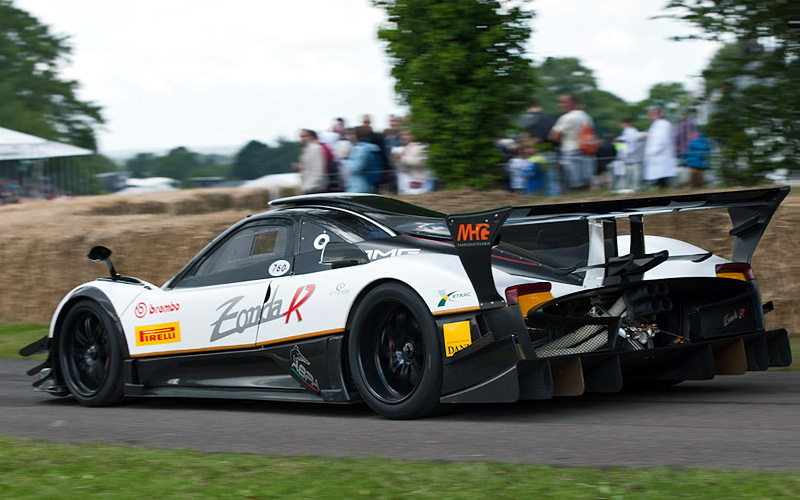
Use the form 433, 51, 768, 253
505, 283, 553, 315
715, 262, 755, 281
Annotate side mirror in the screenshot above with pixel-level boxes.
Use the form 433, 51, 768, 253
87, 245, 119, 279
87, 245, 112, 262
320, 242, 369, 269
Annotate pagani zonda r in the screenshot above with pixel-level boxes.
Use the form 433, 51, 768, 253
22, 187, 793, 419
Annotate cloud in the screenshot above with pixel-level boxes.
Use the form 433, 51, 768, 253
14, 0, 720, 151
591, 27, 637, 53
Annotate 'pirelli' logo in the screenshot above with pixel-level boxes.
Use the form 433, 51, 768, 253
135, 322, 181, 347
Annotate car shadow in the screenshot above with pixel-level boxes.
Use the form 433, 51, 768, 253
36, 377, 751, 421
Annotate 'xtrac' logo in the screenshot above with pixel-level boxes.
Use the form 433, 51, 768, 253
437, 289, 472, 307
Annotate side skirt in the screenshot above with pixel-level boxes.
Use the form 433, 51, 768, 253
123, 334, 358, 404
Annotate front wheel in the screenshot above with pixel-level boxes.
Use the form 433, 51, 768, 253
58, 299, 125, 406
348, 283, 443, 419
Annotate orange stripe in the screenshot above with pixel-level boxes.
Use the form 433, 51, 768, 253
130, 328, 346, 358
431, 306, 481, 316
255, 328, 345, 347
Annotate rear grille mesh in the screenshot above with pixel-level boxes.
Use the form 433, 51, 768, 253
527, 313, 620, 357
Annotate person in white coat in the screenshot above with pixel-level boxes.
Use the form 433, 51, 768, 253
617, 118, 644, 192
643, 108, 678, 188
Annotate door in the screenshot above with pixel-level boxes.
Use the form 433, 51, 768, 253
127, 219, 295, 356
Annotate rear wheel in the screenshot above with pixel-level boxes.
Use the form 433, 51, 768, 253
58, 300, 124, 406
348, 283, 442, 419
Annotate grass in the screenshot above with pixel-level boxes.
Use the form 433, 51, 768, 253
1, 324, 797, 497
0, 322, 47, 358
0, 435, 797, 499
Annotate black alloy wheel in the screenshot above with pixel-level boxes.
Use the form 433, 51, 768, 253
58, 299, 124, 406
349, 283, 442, 419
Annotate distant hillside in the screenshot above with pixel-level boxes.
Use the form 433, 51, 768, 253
103, 145, 241, 164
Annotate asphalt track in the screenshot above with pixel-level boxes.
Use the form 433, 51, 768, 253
2, 359, 798, 472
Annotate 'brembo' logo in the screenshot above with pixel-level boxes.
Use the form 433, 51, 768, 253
210, 285, 315, 342
134, 301, 180, 319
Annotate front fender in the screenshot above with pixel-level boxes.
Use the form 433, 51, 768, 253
49, 280, 153, 358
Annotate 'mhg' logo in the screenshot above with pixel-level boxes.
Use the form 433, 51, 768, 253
457, 223, 490, 242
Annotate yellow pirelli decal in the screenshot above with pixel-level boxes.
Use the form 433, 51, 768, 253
443, 320, 472, 357
135, 322, 181, 347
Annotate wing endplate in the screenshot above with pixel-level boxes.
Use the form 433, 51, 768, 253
446, 207, 512, 309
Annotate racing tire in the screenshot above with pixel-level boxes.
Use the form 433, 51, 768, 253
348, 283, 442, 419
58, 299, 125, 407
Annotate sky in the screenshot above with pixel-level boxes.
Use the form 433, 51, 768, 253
13, 0, 721, 155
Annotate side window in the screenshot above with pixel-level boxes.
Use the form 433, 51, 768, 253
291, 212, 390, 275
299, 221, 345, 254
196, 226, 288, 276
293, 221, 346, 275
176, 221, 293, 288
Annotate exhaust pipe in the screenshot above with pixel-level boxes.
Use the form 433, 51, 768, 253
624, 283, 670, 319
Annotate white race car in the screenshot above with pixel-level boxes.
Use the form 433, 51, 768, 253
21, 188, 792, 418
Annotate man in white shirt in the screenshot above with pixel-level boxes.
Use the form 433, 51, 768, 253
643, 108, 678, 188
549, 93, 595, 190
292, 129, 326, 194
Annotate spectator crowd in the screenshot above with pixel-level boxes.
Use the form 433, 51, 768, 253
293, 114, 433, 196
508, 92, 712, 196
294, 95, 712, 197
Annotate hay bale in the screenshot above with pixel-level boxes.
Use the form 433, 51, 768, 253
134, 200, 168, 214
89, 199, 132, 216
0, 187, 797, 330
196, 192, 234, 211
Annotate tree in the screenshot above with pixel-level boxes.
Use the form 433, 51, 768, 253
639, 82, 693, 121
265, 139, 301, 176
125, 153, 157, 179
0, 0, 104, 150
373, 0, 535, 187
233, 141, 269, 180
151, 147, 202, 185
536, 57, 597, 102
232, 139, 300, 180
663, 0, 799, 183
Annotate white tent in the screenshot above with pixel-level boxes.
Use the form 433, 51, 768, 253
115, 177, 179, 195
0, 126, 92, 160
239, 172, 300, 189
239, 172, 300, 199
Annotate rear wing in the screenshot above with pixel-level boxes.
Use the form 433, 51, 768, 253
446, 187, 789, 309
